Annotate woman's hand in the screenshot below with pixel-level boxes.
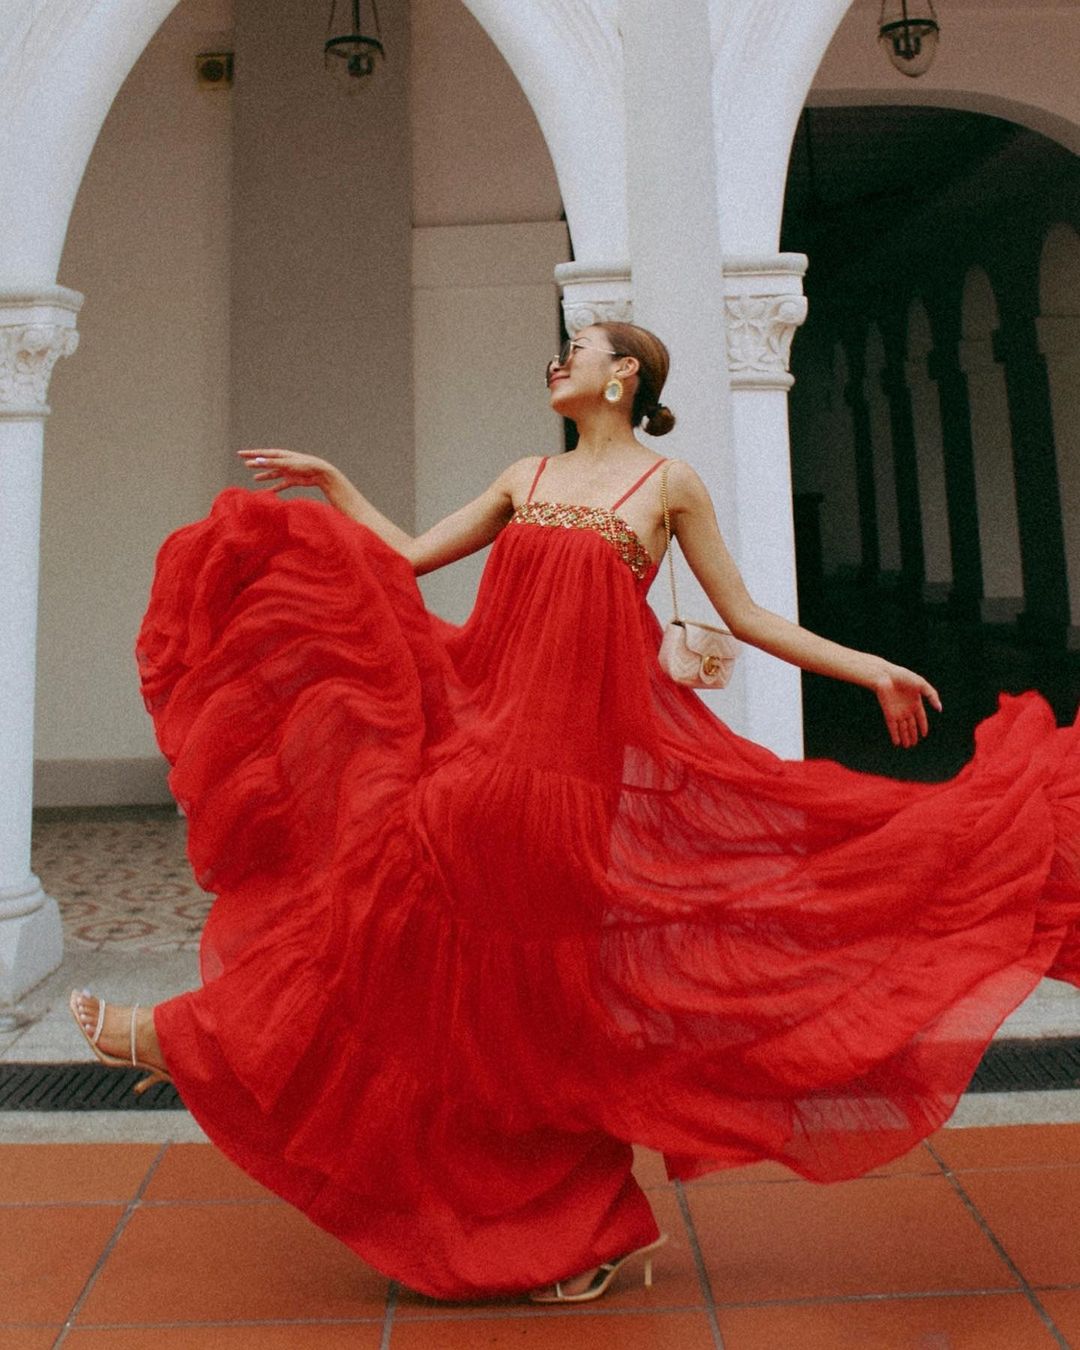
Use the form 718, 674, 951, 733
237, 446, 421, 557
237, 448, 336, 493
874, 665, 943, 748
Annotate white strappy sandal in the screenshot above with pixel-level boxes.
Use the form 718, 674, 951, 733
529, 1233, 669, 1304
68, 990, 172, 1096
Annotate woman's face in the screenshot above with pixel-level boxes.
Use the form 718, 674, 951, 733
546, 326, 627, 417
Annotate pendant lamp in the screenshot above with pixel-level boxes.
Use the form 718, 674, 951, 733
325, 0, 384, 82
878, 0, 940, 78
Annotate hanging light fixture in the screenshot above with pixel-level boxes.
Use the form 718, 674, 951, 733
325, 0, 384, 83
878, 0, 940, 78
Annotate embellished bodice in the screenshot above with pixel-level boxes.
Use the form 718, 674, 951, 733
503, 456, 666, 586
508, 501, 656, 582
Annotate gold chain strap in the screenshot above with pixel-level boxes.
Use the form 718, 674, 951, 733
660, 460, 681, 623
659, 461, 734, 639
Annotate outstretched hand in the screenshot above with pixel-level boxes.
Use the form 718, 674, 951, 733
237, 448, 335, 492
874, 665, 943, 748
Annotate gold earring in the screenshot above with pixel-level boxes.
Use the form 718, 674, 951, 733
604, 378, 623, 404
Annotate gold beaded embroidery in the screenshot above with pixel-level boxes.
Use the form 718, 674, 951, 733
510, 502, 654, 580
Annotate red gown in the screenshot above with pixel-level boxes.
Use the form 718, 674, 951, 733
140, 458, 1080, 1300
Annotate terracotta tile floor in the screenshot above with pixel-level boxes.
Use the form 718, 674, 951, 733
2, 1129, 1079, 1348
8, 808, 1080, 1343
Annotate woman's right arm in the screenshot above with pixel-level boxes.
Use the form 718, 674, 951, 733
237, 448, 533, 576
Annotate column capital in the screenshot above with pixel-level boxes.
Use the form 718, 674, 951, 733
553, 262, 632, 335
721, 254, 808, 390
0, 287, 83, 419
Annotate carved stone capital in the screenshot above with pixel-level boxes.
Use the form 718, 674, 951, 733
554, 261, 632, 334
0, 288, 83, 418
722, 254, 808, 390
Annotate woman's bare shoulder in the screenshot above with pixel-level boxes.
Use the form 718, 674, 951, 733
663, 458, 710, 507
496, 454, 548, 501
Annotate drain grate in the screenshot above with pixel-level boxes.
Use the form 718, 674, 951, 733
969, 1037, 1080, 1093
1, 1039, 1079, 1111
0, 1063, 182, 1111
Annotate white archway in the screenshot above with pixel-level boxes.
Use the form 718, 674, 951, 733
459, 1, 628, 267
710, 0, 855, 254
0, 0, 180, 287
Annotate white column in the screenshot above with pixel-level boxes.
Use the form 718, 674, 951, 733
1038, 314, 1080, 648
905, 348, 953, 605
0, 288, 81, 1005
823, 343, 861, 577
958, 335, 1023, 625
865, 327, 902, 580
722, 254, 808, 757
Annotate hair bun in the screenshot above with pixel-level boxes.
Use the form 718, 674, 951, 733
643, 403, 676, 437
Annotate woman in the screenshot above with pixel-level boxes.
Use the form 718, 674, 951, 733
72, 322, 1080, 1303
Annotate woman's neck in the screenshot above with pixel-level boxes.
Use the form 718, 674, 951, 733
569, 407, 641, 458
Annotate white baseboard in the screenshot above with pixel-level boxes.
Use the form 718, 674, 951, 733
33, 757, 173, 809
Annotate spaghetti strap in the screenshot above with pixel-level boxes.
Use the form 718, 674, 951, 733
611, 458, 666, 512
525, 457, 549, 504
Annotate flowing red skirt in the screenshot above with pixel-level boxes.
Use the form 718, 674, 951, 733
138, 488, 1080, 1298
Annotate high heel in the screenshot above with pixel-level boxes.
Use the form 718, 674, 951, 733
68, 990, 172, 1096
529, 1233, 669, 1304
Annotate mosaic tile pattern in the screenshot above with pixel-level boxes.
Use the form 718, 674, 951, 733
31, 810, 211, 954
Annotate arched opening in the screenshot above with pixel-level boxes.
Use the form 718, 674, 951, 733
34, 0, 570, 811
786, 106, 1080, 778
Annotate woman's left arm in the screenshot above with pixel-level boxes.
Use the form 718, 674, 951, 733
666, 461, 942, 748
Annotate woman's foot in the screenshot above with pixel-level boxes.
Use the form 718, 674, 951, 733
529, 1234, 668, 1304
69, 991, 170, 1089
531, 1266, 604, 1301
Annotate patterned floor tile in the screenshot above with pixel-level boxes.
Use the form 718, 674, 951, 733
31, 812, 210, 954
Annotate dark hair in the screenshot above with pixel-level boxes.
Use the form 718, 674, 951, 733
595, 321, 677, 437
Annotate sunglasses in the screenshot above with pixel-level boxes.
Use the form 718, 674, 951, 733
545, 338, 622, 386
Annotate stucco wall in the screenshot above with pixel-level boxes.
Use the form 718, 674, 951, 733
37, 0, 232, 798
33, 0, 566, 804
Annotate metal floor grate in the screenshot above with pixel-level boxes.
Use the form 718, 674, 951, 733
1, 1039, 1078, 1112
969, 1037, 1080, 1094
0, 1063, 181, 1110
